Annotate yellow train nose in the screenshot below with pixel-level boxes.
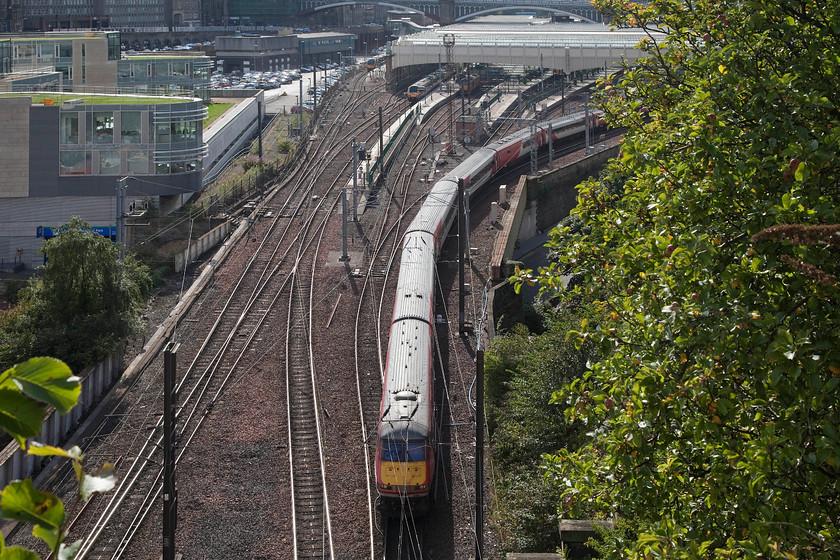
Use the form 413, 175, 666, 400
379, 460, 427, 489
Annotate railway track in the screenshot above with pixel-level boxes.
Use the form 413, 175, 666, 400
382, 514, 425, 560
4, 68, 401, 560
6, 65, 606, 560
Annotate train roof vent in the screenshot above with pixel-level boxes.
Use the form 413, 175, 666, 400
395, 391, 417, 401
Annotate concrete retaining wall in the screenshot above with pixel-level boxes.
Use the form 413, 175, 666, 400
209, 89, 262, 98
174, 220, 232, 272
0, 355, 121, 490
203, 93, 262, 183
526, 145, 619, 235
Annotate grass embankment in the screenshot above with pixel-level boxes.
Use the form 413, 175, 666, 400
0, 92, 190, 104
196, 110, 311, 209
203, 102, 234, 128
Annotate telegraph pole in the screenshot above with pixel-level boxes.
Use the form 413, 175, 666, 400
585, 91, 592, 154
458, 177, 466, 333
162, 341, 179, 560
352, 138, 359, 221
548, 122, 554, 169
257, 99, 263, 161
379, 106, 385, 181
340, 186, 350, 262
475, 347, 485, 560
116, 177, 127, 261
530, 123, 537, 175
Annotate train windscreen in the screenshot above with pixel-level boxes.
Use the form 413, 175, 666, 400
381, 440, 426, 461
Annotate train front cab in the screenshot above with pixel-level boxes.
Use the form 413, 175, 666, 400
376, 422, 434, 513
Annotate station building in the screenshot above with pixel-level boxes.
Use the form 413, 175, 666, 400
214, 33, 300, 73
0, 92, 207, 271
213, 30, 354, 73
297, 31, 354, 68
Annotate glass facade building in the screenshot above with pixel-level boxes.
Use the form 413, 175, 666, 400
56, 100, 207, 178
2, 33, 210, 100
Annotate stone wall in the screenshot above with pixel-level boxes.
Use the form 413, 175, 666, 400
526, 144, 619, 236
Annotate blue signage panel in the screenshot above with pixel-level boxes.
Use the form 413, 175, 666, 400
37, 226, 116, 239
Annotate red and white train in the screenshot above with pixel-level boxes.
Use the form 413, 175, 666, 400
375, 111, 603, 511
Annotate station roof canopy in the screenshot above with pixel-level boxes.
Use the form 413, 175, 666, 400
390, 19, 649, 72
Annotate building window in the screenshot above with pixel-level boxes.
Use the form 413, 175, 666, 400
57, 65, 72, 81
107, 33, 120, 60
99, 150, 120, 175
121, 111, 142, 143
59, 151, 89, 175
59, 112, 79, 144
126, 151, 149, 174
93, 112, 114, 144
155, 122, 171, 144
171, 120, 196, 143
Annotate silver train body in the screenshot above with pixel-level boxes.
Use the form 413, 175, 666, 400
407, 71, 442, 101
375, 111, 600, 506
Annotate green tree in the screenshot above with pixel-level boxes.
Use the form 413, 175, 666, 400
486, 317, 596, 554
1, 217, 150, 372
0, 357, 115, 559
526, 0, 840, 557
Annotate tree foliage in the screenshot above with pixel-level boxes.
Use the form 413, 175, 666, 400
486, 318, 596, 554
0, 217, 150, 372
522, 0, 840, 557
0, 358, 115, 559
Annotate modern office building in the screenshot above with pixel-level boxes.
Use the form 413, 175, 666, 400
119, 53, 212, 99
213, 31, 354, 73
227, 0, 297, 27
297, 31, 354, 67
0, 93, 207, 271
0, 32, 211, 99
214, 33, 299, 73
14, 0, 170, 30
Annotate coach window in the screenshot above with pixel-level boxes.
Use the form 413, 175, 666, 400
93, 112, 114, 144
